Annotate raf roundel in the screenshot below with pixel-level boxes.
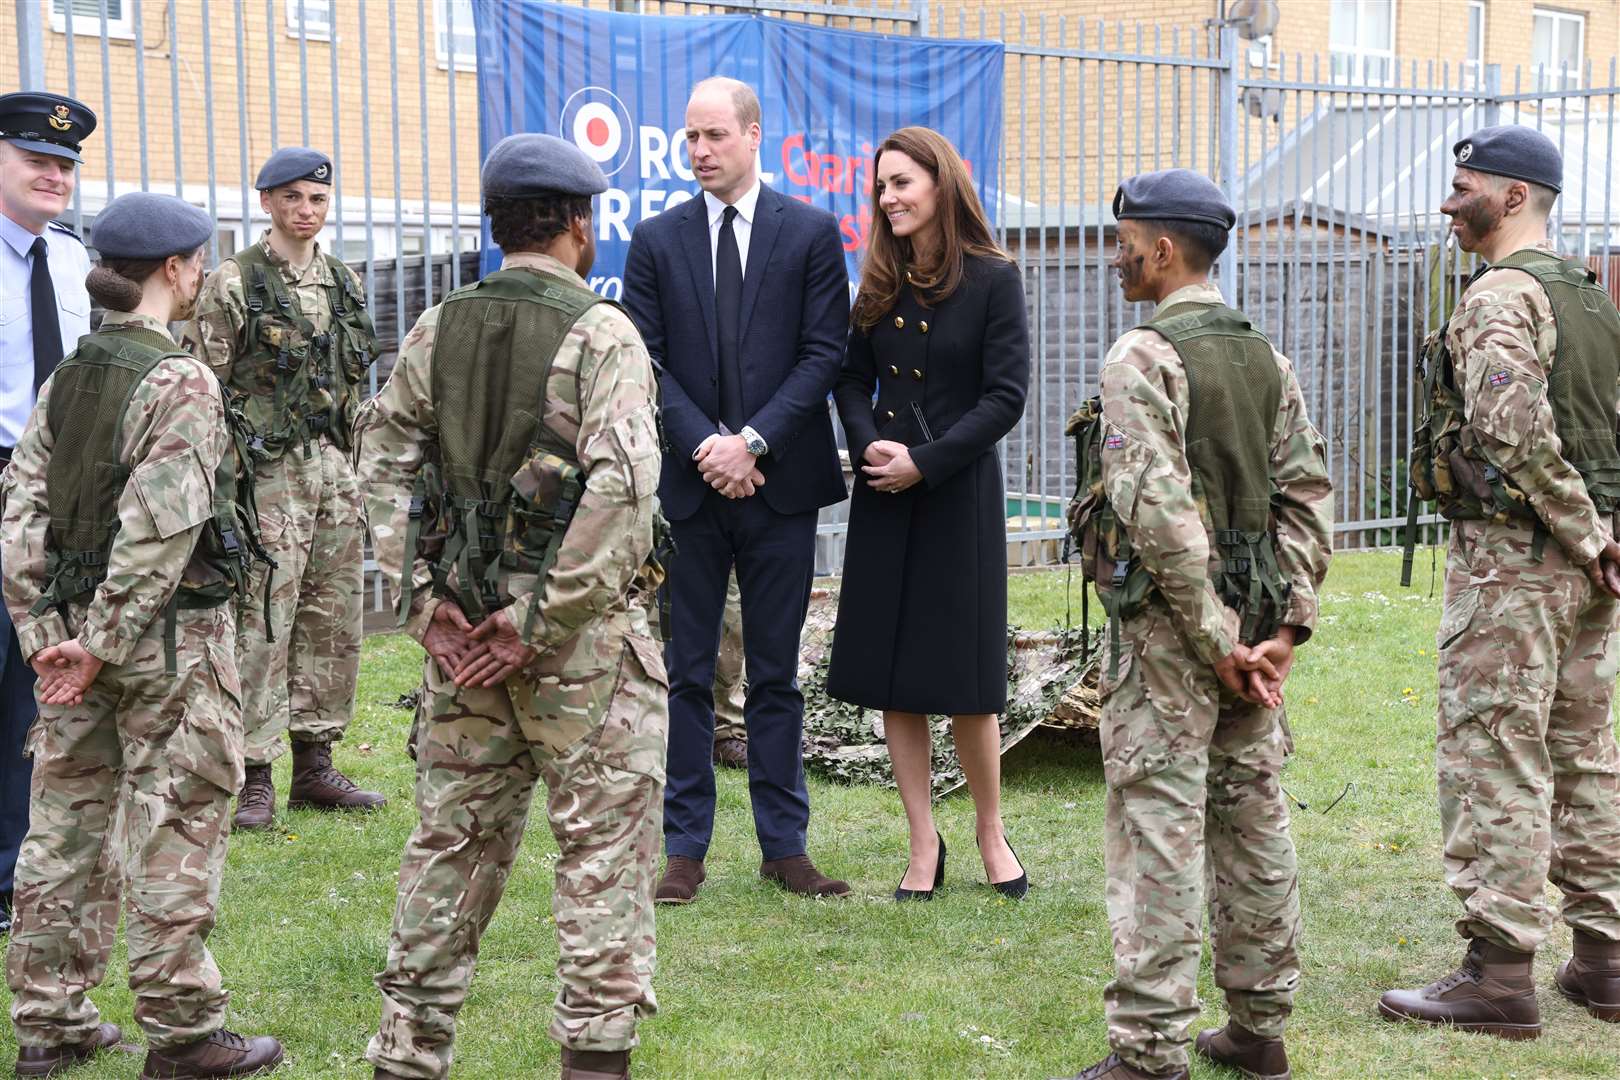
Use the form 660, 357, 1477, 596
559, 85, 635, 177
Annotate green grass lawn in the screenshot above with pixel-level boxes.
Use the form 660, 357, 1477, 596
5, 549, 1620, 1078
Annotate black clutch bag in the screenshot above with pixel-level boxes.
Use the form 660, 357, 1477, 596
874, 401, 934, 447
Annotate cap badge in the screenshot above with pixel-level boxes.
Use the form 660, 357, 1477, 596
313, 163, 329, 180
1458, 143, 1474, 163
48, 104, 72, 132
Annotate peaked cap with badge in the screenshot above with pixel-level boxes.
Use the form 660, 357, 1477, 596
0, 91, 96, 163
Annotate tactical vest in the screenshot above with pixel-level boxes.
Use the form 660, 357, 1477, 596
396, 268, 608, 633
225, 244, 379, 461
1067, 302, 1291, 668
35, 323, 274, 669
1404, 250, 1620, 584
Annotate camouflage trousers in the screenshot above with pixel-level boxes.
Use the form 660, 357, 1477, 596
367, 616, 668, 1079
1097, 605, 1300, 1074
239, 440, 364, 766
1437, 519, 1620, 952
713, 570, 746, 742
7, 606, 244, 1050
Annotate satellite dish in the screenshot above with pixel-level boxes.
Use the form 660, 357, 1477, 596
1229, 0, 1281, 39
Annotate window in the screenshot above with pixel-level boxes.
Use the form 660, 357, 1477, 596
49, 0, 134, 39
1533, 7, 1584, 91
1330, 0, 1395, 85
435, 0, 477, 71
1464, 1, 1486, 86
1245, 34, 1277, 73
284, 0, 333, 42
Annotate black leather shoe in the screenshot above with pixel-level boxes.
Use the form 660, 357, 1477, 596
895, 831, 945, 901
980, 833, 1029, 899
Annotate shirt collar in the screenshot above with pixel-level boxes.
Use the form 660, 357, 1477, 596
258, 229, 332, 285
703, 177, 763, 229
0, 209, 45, 260
98, 309, 177, 342
499, 250, 588, 288
1153, 281, 1225, 318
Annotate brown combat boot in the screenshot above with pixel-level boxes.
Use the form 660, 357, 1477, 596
760, 854, 850, 898
232, 765, 276, 831
15, 1023, 124, 1077
1194, 1022, 1291, 1079
287, 738, 386, 812
1052, 1052, 1189, 1080
654, 856, 706, 904
1377, 938, 1541, 1039
138, 1028, 283, 1078
1555, 929, 1620, 1022
712, 737, 748, 769
560, 1047, 630, 1080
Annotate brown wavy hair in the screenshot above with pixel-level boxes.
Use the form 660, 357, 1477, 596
851, 126, 1010, 333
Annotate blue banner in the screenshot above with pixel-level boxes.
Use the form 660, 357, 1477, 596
471, 1, 1005, 295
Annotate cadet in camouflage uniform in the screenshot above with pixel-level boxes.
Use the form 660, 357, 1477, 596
1380, 126, 1620, 1037
185, 146, 386, 830
4, 193, 283, 1079
360, 134, 666, 1080
1059, 171, 1333, 1080
712, 570, 748, 767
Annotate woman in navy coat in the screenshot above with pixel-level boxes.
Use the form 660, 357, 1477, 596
826, 127, 1030, 901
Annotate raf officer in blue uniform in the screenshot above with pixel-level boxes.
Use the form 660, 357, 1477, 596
0, 91, 96, 936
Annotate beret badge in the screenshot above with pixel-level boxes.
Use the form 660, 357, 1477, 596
1457, 143, 1473, 163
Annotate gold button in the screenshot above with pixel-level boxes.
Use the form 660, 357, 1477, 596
912, 369, 923, 381
904, 269, 913, 283
919, 321, 929, 334
894, 316, 905, 329
889, 365, 900, 377
884, 409, 896, 420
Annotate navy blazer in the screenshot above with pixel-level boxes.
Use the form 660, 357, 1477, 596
623, 183, 850, 521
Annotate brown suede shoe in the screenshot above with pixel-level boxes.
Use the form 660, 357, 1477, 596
654, 856, 706, 904
561, 1047, 630, 1080
759, 854, 850, 898
15, 1023, 123, 1077
1194, 1022, 1290, 1079
1377, 938, 1541, 1039
139, 1028, 283, 1078
712, 737, 748, 769
233, 765, 276, 831
1053, 1052, 1189, 1080
288, 738, 387, 812
1556, 929, 1620, 1022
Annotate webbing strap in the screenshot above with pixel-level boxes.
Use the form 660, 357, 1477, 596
395, 479, 428, 630
1400, 485, 1422, 588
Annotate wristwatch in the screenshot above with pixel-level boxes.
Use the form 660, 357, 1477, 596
740, 425, 769, 456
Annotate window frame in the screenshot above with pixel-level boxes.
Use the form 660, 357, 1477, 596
1532, 6, 1586, 91
1329, 0, 1398, 87
434, 0, 479, 72
49, 0, 135, 41
284, 0, 335, 43
1464, 1, 1486, 86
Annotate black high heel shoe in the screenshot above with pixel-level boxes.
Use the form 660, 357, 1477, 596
979, 833, 1029, 900
894, 831, 946, 902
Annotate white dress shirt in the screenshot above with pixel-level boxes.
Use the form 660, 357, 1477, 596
0, 210, 92, 445
704, 177, 761, 285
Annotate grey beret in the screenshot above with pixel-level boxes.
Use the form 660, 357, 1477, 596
1112, 168, 1236, 230
255, 146, 333, 190
1453, 125, 1562, 193
481, 133, 608, 199
91, 192, 213, 260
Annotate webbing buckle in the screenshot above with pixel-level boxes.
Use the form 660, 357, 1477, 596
1110, 559, 1130, 588
407, 496, 425, 519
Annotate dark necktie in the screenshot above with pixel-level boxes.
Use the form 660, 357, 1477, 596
714, 205, 745, 432
29, 237, 64, 393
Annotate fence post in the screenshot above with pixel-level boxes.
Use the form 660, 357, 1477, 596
1216, 19, 1239, 301
15, 0, 44, 90
914, 0, 929, 38
1482, 63, 1502, 127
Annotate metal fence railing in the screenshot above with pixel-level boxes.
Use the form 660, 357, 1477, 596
9, 0, 1620, 606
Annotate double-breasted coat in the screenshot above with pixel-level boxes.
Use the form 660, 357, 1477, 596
826, 253, 1030, 715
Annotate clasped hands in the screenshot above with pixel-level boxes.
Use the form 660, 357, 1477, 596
29, 639, 104, 707
421, 601, 538, 689
696, 434, 764, 499
1582, 537, 1620, 600
862, 440, 922, 494
1214, 625, 1298, 710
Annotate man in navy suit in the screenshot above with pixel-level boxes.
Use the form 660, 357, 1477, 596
624, 77, 850, 902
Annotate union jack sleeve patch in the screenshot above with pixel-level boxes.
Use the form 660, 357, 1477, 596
1488, 370, 1512, 387
1104, 433, 1126, 449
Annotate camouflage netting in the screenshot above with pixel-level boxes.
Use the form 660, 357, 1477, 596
798, 586, 1100, 797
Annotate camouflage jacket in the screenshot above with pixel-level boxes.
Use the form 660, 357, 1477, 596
356, 251, 662, 655
1447, 244, 1613, 565
1, 311, 230, 665
1098, 282, 1334, 665
183, 230, 366, 380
